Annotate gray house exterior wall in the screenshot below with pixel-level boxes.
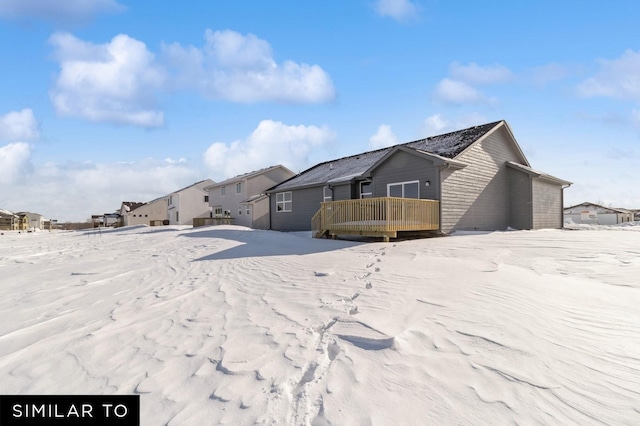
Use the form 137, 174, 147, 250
532, 179, 563, 229
369, 150, 439, 200
508, 168, 533, 230
250, 197, 270, 230
267, 121, 569, 234
332, 183, 352, 201
270, 186, 323, 231
440, 126, 526, 233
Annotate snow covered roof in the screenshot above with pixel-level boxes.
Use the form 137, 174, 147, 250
270, 121, 503, 191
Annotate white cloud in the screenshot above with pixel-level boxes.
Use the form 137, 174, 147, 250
375, 0, 419, 22
0, 109, 39, 142
577, 50, 640, 100
422, 114, 449, 135
434, 78, 485, 104
203, 120, 335, 179
49, 32, 166, 128
434, 61, 513, 105
422, 113, 488, 136
0, 157, 203, 222
0, 0, 124, 24
163, 29, 335, 103
0, 142, 33, 184
369, 124, 398, 149
449, 62, 513, 85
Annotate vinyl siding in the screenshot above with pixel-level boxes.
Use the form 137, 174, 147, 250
252, 198, 270, 230
532, 179, 562, 229
508, 168, 532, 230
440, 126, 525, 233
370, 150, 439, 200
332, 183, 352, 201
270, 186, 323, 231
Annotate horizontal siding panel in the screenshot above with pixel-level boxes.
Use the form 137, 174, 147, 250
441, 127, 523, 233
532, 179, 562, 229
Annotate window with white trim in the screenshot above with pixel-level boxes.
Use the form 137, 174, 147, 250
276, 192, 292, 212
214, 207, 223, 217
360, 181, 373, 199
236, 182, 242, 194
387, 180, 419, 199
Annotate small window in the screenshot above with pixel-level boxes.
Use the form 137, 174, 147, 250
168, 196, 173, 205
276, 192, 292, 212
214, 207, 223, 216
238, 208, 242, 215
204, 195, 209, 202
236, 182, 242, 193
145, 214, 148, 217
221, 186, 226, 196
360, 181, 372, 199
246, 207, 250, 215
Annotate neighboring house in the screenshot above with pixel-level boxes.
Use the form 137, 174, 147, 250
15, 213, 30, 231
167, 179, 215, 225
267, 120, 571, 238
120, 198, 168, 226
205, 165, 296, 229
119, 202, 145, 226
0, 210, 18, 231
27, 212, 45, 230
564, 202, 634, 225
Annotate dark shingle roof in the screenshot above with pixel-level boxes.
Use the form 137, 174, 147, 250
272, 121, 502, 191
122, 201, 145, 212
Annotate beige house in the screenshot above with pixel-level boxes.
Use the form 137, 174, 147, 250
205, 165, 295, 229
167, 179, 215, 225
119, 202, 145, 226
0, 210, 18, 231
120, 198, 168, 226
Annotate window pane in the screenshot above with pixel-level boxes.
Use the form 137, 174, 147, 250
389, 184, 402, 197
284, 192, 292, 201
404, 182, 419, 199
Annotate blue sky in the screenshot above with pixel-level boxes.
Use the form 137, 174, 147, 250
1, 0, 639, 222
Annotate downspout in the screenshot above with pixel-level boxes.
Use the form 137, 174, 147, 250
561, 183, 572, 229
267, 193, 272, 230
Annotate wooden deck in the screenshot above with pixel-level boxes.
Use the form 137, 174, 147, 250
311, 197, 440, 242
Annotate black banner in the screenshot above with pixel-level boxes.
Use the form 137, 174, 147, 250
0, 395, 139, 426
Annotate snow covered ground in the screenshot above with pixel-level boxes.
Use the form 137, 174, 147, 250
1, 225, 639, 425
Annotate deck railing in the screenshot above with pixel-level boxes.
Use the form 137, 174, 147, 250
312, 197, 439, 239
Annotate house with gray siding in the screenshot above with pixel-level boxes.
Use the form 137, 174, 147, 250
267, 120, 571, 236
205, 165, 295, 229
